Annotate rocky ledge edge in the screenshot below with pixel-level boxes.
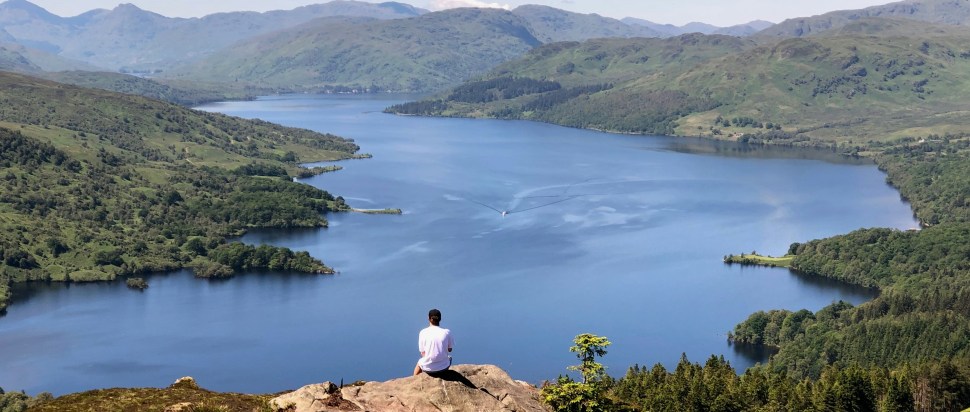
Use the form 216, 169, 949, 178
270, 364, 550, 412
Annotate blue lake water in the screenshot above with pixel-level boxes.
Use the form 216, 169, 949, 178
0, 95, 918, 395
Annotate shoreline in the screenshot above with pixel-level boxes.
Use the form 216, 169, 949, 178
351, 208, 403, 215
723, 253, 794, 268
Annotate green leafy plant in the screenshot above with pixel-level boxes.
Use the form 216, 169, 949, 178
541, 333, 614, 412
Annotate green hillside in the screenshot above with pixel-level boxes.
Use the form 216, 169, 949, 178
0, 38, 268, 106
387, 33, 754, 135
390, 21, 970, 142
673, 19, 970, 142
168, 8, 542, 93
39, 71, 262, 106
0, 71, 360, 311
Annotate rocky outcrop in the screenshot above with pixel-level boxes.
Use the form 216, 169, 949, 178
269, 364, 550, 412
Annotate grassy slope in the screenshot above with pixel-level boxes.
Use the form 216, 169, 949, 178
674, 21, 970, 141
0, 72, 357, 166
169, 8, 542, 93
0, 71, 359, 311
26, 379, 273, 412
491, 34, 752, 87
394, 20, 970, 143
39, 71, 262, 106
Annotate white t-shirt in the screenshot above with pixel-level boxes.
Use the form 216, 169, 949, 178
417, 325, 454, 372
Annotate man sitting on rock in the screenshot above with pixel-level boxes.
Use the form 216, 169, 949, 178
414, 308, 454, 376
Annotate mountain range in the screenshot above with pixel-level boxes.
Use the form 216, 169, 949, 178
754, 0, 970, 40
0, 0, 781, 95
5, 0, 970, 98
0, 0, 774, 74
167, 8, 542, 93
389, 17, 970, 142
623, 17, 774, 37
0, 0, 427, 71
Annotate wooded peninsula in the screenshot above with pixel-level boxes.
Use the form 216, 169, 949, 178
0, 71, 361, 312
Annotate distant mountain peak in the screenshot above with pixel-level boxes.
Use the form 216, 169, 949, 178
755, 0, 970, 39
0, 0, 61, 22
511, 4, 662, 42
746, 20, 775, 28
621, 17, 771, 37
110, 2, 161, 17
377, 1, 426, 16
681, 21, 719, 33
2, 0, 42, 9
113, 3, 143, 11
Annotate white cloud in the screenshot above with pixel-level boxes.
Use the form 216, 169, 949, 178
428, 0, 512, 11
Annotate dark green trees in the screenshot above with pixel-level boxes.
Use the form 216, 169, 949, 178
542, 334, 616, 412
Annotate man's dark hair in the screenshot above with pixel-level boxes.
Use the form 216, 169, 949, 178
429, 308, 442, 325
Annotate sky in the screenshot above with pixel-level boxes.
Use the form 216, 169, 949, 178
23, 0, 896, 26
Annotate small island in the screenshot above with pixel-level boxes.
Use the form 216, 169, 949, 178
126, 278, 149, 290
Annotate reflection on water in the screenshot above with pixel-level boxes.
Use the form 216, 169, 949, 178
7, 280, 107, 307
787, 268, 880, 301
726, 264, 879, 304
654, 137, 871, 165
729, 341, 780, 365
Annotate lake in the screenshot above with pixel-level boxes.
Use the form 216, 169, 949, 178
0, 95, 918, 395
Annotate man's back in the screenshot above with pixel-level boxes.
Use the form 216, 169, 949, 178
418, 325, 453, 373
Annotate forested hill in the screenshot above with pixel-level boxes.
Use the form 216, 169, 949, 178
387, 33, 753, 135
168, 8, 542, 93
0, 71, 360, 312
389, 20, 970, 142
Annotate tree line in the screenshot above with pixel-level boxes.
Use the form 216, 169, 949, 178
543, 334, 970, 412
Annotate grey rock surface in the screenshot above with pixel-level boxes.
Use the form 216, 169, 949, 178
270, 364, 550, 412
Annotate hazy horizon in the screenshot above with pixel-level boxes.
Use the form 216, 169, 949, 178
18, 0, 895, 27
